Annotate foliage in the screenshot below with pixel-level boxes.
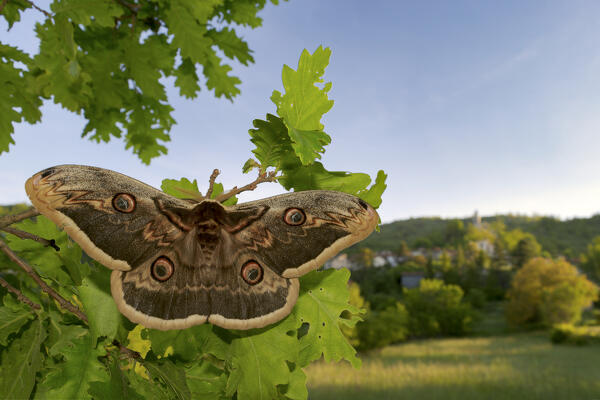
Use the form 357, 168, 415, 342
550, 324, 600, 346
506, 257, 599, 326
403, 279, 474, 337
464, 288, 487, 309
359, 248, 374, 268
444, 219, 465, 245
511, 235, 542, 268
580, 236, 600, 284
1, 0, 284, 163
350, 265, 402, 310
0, 47, 387, 399
352, 214, 600, 257
355, 303, 409, 351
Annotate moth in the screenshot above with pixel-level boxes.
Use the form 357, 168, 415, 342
25, 165, 378, 330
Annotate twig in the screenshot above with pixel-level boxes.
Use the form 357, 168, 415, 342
116, 0, 141, 13
1, 227, 60, 251
113, 339, 141, 360
0, 208, 39, 229
205, 169, 220, 199
214, 170, 279, 203
23, 0, 51, 17
0, 238, 88, 323
0, 275, 41, 310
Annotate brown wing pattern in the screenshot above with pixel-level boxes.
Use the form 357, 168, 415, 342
25, 165, 378, 330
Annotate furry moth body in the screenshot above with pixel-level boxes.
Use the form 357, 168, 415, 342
25, 165, 378, 330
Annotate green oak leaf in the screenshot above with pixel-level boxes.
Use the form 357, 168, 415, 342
161, 177, 201, 199
214, 0, 266, 28
122, 35, 172, 100
126, 366, 174, 398
203, 50, 241, 100
220, 317, 300, 400
206, 27, 254, 66
45, 319, 88, 357
271, 46, 334, 164
358, 169, 387, 209
174, 58, 201, 99
242, 158, 260, 173
0, 294, 35, 346
280, 366, 308, 400
185, 360, 228, 400
143, 359, 191, 400
293, 268, 362, 368
279, 160, 372, 195
51, 0, 124, 27
161, 176, 238, 205
287, 128, 331, 165
35, 333, 110, 399
79, 265, 122, 341
88, 354, 145, 400
0, 43, 41, 154
249, 114, 293, 169
183, 0, 223, 25
146, 325, 207, 362
0, 317, 46, 399
1, 0, 31, 28
123, 99, 174, 164
166, 1, 212, 63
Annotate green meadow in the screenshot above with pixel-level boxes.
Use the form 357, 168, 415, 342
306, 332, 600, 400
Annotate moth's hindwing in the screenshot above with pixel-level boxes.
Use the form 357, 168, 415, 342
25, 165, 378, 330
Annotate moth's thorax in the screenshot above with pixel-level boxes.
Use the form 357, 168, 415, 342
196, 221, 220, 252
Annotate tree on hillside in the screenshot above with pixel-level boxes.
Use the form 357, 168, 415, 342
360, 247, 375, 268
396, 240, 410, 257
1, 0, 285, 163
506, 257, 598, 326
580, 236, 600, 284
444, 219, 465, 246
512, 236, 542, 268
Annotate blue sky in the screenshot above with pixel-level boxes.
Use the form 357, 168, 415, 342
2, 1, 600, 223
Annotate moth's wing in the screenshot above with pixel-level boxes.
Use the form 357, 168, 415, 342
110, 198, 301, 330
232, 190, 379, 278
110, 247, 299, 331
25, 165, 190, 272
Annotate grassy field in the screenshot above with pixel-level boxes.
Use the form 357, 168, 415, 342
305, 332, 600, 400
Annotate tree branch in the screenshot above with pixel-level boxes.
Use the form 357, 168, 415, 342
0, 238, 88, 323
205, 169, 220, 199
1, 227, 60, 251
214, 170, 279, 203
116, 0, 141, 13
0, 275, 41, 310
113, 339, 141, 360
23, 0, 51, 17
0, 208, 39, 229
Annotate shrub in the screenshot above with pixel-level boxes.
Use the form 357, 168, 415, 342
403, 279, 474, 337
356, 303, 409, 351
464, 288, 487, 309
550, 324, 600, 345
506, 257, 599, 326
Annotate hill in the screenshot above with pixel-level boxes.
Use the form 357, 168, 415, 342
353, 213, 600, 257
